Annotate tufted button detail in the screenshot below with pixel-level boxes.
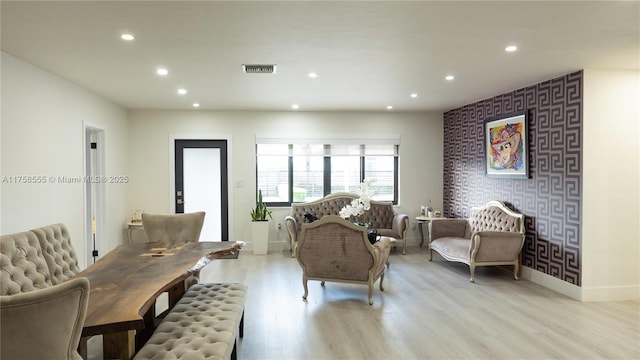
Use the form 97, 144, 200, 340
133, 283, 247, 360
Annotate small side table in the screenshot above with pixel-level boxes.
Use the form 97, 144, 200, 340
127, 221, 145, 244
416, 216, 445, 247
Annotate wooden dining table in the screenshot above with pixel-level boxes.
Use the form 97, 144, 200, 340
74, 241, 242, 360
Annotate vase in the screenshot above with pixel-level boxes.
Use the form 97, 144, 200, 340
251, 220, 269, 255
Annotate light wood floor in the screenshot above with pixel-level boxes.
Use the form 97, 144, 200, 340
90, 245, 640, 359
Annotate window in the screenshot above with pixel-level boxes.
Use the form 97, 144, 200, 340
256, 136, 399, 206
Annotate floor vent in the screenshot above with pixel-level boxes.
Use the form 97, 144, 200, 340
242, 64, 277, 74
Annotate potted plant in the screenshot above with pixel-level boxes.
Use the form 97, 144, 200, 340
251, 189, 272, 221
250, 190, 272, 254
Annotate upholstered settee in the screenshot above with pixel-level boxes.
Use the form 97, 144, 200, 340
285, 192, 409, 257
295, 215, 391, 305
1, 223, 82, 295
428, 200, 525, 282
1, 224, 88, 359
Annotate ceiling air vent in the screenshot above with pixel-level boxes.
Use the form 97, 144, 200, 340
242, 64, 277, 74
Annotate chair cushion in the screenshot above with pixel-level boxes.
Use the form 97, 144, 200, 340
430, 237, 471, 262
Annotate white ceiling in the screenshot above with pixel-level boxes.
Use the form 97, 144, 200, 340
2, 1, 638, 112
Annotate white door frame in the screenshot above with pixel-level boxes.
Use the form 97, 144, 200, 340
83, 123, 107, 265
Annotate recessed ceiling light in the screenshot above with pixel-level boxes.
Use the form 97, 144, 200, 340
192, 103, 200, 108
505, 45, 518, 52
120, 33, 135, 41
445, 75, 455, 81
410, 93, 418, 98
291, 104, 299, 110
177, 88, 187, 95
386, 105, 393, 110
156, 67, 168, 76
308, 72, 318, 78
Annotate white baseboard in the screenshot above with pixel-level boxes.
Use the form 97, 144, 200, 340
521, 267, 640, 302
521, 267, 582, 300
580, 285, 640, 302
243, 240, 290, 253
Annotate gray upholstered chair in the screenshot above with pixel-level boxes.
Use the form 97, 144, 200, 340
0, 277, 90, 360
142, 211, 206, 246
295, 215, 391, 305
142, 211, 206, 287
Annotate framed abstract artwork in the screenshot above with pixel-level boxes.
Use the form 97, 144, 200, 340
485, 110, 529, 179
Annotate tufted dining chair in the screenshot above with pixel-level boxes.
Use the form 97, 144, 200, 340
0, 277, 90, 360
142, 211, 206, 246
142, 211, 206, 288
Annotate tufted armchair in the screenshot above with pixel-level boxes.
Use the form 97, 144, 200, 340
1, 277, 90, 360
295, 215, 391, 305
429, 200, 525, 282
286, 192, 408, 257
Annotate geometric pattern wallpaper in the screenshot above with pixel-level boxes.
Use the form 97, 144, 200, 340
443, 71, 583, 285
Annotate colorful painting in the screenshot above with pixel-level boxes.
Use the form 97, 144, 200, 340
485, 111, 529, 178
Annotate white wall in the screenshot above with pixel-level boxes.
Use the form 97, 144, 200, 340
582, 68, 640, 301
127, 110, 443, 251
0, 53, 130, 268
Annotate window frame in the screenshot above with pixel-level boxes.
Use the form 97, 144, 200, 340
256, 141, 399, 206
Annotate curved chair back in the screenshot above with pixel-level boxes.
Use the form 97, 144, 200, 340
1, 230, 53, 295
142, 212, 206, 246
31, 223, 81, 285
0, 277, 90, 360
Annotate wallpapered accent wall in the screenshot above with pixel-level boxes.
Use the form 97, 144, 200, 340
443, 71, 582, 285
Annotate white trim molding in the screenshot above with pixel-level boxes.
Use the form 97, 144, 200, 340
521, 267, 640, 302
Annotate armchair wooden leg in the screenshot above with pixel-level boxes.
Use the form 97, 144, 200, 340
379, 272, 385, 292
368, 282, 374, 305
514, 262, 520, 280
302, 276, 308, 300
469, 264, 476, 283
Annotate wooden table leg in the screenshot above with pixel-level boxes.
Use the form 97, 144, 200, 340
78, 337, 88, 359
104, 330, 135, 360
135, 302, 157, 352
418, 221, 425, 246
168, 280, 187, 309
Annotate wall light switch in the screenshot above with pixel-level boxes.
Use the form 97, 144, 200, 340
235, 180, 244, 188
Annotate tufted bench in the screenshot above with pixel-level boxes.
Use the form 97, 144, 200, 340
428, 200, 525, 282
285, 192, 409, 256
134, 283, 247, 360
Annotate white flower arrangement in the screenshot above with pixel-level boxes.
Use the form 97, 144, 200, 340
339, 178, 376, 225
